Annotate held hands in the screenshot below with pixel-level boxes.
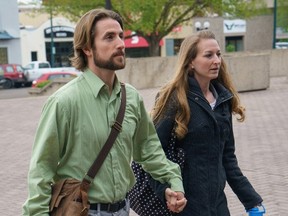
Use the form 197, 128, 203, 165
165, 188, 187, 213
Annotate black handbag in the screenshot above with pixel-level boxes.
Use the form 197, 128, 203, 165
128, 125, 185, 216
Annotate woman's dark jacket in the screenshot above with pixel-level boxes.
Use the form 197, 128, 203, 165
152, 76, 263, 216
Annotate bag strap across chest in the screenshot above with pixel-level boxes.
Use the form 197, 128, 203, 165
82, 82, 126, 185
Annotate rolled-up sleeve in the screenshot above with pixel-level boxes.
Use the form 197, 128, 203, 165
132, 97, 184, 193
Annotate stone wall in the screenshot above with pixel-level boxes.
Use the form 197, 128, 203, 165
29, 49, 288, 96
117, 51, 274, 92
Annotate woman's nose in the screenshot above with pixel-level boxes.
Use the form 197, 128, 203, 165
214, 55, 221, 64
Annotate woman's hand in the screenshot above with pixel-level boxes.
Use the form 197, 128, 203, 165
165, 188, 187, 213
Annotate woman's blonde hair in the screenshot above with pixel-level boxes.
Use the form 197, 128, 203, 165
70, 9, 123, 71
151, 30, 245, 139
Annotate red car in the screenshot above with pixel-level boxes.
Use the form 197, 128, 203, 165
0, 64, 27, 89
32, 71, 79, 88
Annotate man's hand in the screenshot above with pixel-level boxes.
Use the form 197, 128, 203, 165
165, 188, 187, 213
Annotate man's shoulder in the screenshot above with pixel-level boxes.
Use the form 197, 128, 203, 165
48, 76, 83, 104
122, 82, 140, 97
122, 82, 136, 91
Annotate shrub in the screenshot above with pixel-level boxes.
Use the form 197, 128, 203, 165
226, 44, 236, 52
36, 80, 51, 88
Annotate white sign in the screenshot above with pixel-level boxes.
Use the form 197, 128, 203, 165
131, 31, 139, 44
224, 19, 246, 33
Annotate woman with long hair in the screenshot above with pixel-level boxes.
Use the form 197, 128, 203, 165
150, 30, 263, 215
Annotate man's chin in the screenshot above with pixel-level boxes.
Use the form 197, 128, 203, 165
115, 59, 126, 69
116, 64, 125, 70
110, 62, 125, 70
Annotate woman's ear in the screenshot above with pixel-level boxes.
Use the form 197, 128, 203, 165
190, 63, 194, 69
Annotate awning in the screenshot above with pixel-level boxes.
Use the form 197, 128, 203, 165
124, 30, 163, 48
0, 31, 14, 39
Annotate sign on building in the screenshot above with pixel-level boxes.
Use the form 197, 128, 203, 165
223, 19, 246, 33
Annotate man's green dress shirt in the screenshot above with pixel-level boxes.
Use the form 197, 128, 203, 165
22, 69, 184, 215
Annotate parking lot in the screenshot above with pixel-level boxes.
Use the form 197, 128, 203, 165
0, 76, 288, 215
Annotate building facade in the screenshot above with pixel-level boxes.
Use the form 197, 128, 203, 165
0, 0, 22, 64
18, 1, 275, 66
21, 16, 75, 67
162, 15, 274, 56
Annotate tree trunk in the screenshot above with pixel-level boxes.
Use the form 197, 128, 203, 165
146, 35, 161, 57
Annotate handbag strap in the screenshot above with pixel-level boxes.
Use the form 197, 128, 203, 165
82, 82, 126, 184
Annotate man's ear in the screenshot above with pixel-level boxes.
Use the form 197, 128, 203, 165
82, 47, 92, 56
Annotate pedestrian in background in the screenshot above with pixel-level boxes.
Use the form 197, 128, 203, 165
150, 30, 263, 215
22, 8, 187, 216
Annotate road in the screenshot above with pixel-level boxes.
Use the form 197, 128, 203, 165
0, 87, 30, 99
1, 77, 288, 215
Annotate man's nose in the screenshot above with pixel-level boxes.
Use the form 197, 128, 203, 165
117, 37, 125, 49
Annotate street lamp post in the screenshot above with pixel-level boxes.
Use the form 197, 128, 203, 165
273, 0, 277, 49
105, 0, 112, 10
50, 6, 55, 67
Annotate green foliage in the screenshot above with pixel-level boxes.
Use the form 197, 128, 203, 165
226, 44, 235, 52
42, 0, 267, 56
42, 0, 104, 22
36, 80, 51, 88
277, 0, 288, 32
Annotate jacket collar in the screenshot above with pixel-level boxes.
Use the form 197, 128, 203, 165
188, 75, 233, 101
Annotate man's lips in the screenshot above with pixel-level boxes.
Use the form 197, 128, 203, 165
113, 51, 125, 57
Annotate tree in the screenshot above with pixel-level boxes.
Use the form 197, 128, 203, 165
276, 0, 288, 34
43, 0, 267, 56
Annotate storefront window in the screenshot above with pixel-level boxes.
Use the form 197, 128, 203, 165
225, 36, 244, 52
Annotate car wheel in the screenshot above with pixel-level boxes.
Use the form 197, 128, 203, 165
3, 79, 13, 89
14, 83, 21, 88
25, 81, 32, 87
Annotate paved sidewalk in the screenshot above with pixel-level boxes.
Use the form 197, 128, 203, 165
0, 77, 287, 215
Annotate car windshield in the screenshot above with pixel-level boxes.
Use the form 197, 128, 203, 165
16, 65, 24, 72
25, 63, 34, 69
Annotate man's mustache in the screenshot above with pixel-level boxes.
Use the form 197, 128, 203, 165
113, 51, 125, 57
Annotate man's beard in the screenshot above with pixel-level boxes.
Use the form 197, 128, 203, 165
93, 48, 125, 70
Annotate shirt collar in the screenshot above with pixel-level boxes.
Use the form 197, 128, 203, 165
83, 68, 121, 98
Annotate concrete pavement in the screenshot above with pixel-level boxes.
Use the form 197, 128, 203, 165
0, 76, 287, 215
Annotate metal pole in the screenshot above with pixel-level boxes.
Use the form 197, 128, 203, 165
105, 0, 112, 10
273, 0, 277, 49
50, 6, 54, 67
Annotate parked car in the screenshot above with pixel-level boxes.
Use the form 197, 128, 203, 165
0, 64, 28, 89
24, 61, 79, 85
275, 42, 288, 49
0, 65, 4, 84
32, 71, 79, 88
